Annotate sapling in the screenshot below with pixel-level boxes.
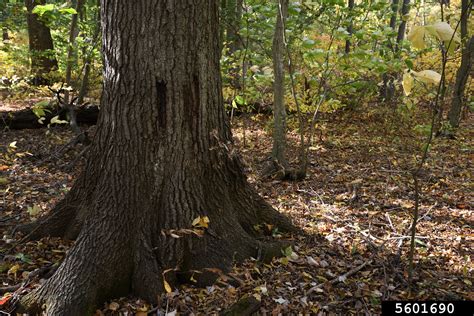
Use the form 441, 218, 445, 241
402, 7, 466, 289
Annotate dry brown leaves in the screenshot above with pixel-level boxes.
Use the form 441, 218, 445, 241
0, 106, 472, 315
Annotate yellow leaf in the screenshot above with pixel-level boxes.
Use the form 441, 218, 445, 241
407, 26, 426, 49
7, 264, 20, 276
200, 216, 210, 228
192, 216, 210, 228
412, 70, 441, 85
163, 280, 172, 293
108, 302, 120, 311
429, 22, 460, 42
402, 72, 414, 96
27, 205, 42, 217
191, 216, 201, 227
137, 305, 149, 312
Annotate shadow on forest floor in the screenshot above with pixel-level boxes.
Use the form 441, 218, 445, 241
0, 104, 472, 314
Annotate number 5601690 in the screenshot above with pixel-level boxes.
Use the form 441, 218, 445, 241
394, 302, 455, 314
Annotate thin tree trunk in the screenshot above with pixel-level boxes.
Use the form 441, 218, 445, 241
226, 0, 243, 54
345, 0, 355, 54
220, 0, 227, 51
64, 0, 84, 101
396, 0, 411, 46
389, 0, 400, 30
380, 0, 400, 101
63, 0, 86, 142
77, 0, 101, 106
448, 0, 472, 128
223, 0, 243, 89
380, 0, 409, 102
19, 1, 295, 314
2, 27, 8, 42
271, 0, 289, 170
25, 0, 58, 81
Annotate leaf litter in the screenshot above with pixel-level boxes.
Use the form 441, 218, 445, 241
0, 106, 472, 314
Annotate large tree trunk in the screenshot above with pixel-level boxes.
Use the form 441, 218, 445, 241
448, 0, 472, 128
25, 0, 58, 80
271, 0, 289, 169
19, 1, 294, 315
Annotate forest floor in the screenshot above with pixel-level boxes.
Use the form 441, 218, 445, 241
0, 102, 472, 315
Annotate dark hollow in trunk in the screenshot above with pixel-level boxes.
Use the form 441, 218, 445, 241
19, 1, 295, 315
25, 0, 58, 79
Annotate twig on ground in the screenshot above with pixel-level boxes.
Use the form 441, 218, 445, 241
306, 259, 373, 295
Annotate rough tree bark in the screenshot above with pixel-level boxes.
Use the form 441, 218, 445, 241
25, 0, 58, 80
271, 0, 289, 171
19, 1, 295, 315
448, 0, 472, 128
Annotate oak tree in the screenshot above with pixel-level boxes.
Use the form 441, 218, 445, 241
20, 1, 294, 315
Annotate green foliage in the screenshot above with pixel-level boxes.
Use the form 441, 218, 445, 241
32, 3, 77, 25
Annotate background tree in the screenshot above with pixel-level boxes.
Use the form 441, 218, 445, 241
19, 1, 294, 314
222, 0, 244, 54
380, 0, 411, 101
396, 0, 411, 46
271, 0, 289, 175
344, 0, 355, 54
24, 0, 58, 80
447, 0, 472, 128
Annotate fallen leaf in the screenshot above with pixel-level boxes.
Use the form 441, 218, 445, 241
164, 280, 172, 293
108, 302, 120, 311
273, 297, 288, 304
7, 264, 20, 276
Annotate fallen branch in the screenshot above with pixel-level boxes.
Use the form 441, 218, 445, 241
306, 259, 373, 295
0, 103, 99, 130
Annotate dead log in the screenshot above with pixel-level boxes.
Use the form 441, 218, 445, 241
0, 104, 99, 129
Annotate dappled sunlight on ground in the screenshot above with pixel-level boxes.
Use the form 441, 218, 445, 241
1, 107, 472, 314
